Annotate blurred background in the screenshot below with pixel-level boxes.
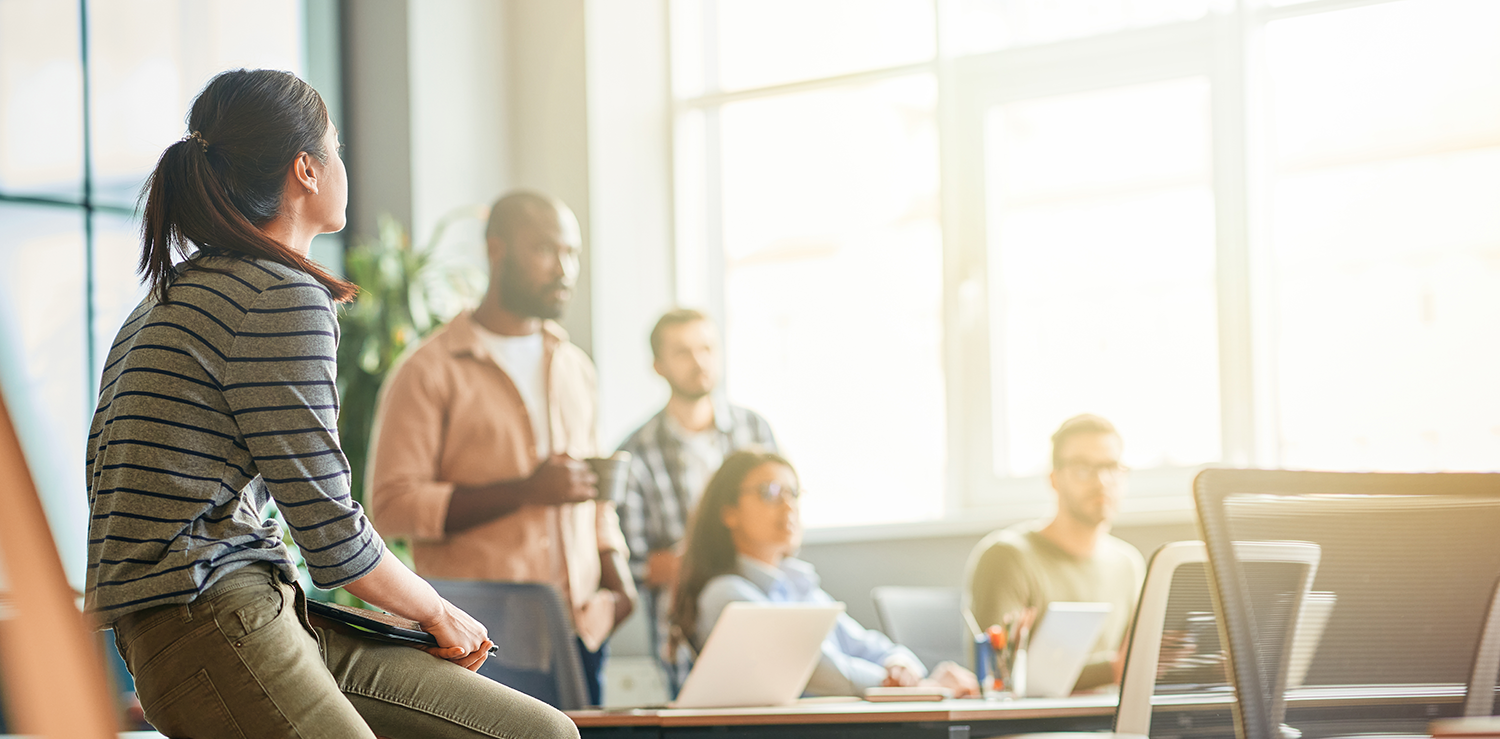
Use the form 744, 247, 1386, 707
1, 0, 1497, 705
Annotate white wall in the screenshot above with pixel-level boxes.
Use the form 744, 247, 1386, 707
584, 0, 676, 449
344, 0, 679, 447
342, 0, 414, 239
407, 0, 511, 247
344, 0, 511, 268
507, 0, 595, 354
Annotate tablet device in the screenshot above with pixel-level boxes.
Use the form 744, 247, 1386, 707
306, 600, 439, 648
672, 602, 843, 708
1025, 601, 1113, 698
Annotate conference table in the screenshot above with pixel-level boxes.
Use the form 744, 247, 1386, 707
570, 694, 1118, 738
568, 684, 1474, 739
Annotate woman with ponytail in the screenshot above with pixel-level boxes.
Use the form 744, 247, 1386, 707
87, 69, 577, 739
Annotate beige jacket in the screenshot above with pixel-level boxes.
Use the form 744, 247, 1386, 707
366, 311, 626, 650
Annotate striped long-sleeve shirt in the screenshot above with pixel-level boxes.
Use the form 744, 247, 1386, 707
85, 253, 383, 621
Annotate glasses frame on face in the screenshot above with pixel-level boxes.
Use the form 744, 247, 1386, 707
743, 480, 801, 504
1058, 459, 1130, 482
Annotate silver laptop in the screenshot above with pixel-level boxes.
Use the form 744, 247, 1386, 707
1024, 601, 1113, 698
672, 602, 844, 708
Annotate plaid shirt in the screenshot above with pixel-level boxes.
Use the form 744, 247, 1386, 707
614, 399, 777, 581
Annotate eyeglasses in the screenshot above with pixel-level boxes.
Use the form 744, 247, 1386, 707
1059, 460, 1129, 480
745, 481, 801, 504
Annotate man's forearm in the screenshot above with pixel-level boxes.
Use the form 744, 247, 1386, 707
444, 478, 531, 534
600, 548, 637, 627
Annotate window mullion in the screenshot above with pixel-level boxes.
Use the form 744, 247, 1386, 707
1212, 5, 1256, 467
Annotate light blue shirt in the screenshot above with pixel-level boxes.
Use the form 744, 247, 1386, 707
696, 555, 925, 696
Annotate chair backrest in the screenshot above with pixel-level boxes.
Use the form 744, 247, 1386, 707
1116, 540, 1318, 736
426, 579, 590, 710
1116, 541, 1215, 735
870, 586, 968, 671
0, 388, 119, 737
1465, 577, 1500, 717
1194, 469, 1500, 739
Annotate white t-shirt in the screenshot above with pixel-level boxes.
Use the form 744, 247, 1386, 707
665, 414, 725, 508
474, 325, 550, 458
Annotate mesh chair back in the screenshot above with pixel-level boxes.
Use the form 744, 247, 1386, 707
1117, 541, 1314, 736
1465, 578, 1500, 717
1194, 470, 1500, 739
1118, 542, 1225, 735
427, 579, 590, 709
871, 586, 968, 671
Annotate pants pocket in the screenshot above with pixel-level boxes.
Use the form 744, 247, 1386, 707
215, 579, 287, 644
141, 668, 246, 739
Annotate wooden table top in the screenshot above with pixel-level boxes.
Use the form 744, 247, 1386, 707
568, 695, 1119, 727
569, 683, 1471, 728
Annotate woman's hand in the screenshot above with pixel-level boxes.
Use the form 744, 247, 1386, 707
343, 551, 494, 670
922, 661, 981, 698
882, 662, 922, 687
420, 598, 495, 672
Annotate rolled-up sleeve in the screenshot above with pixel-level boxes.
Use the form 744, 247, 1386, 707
817, 613, 924, 694
226, 283, 384, 589
365, 352, 456, 542
596, 497, 628, 555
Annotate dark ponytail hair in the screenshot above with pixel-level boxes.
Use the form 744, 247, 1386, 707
139, 68, 356, 303
667, 449, 796, 658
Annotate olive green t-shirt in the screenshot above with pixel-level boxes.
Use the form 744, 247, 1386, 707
964, 521, 1145, 691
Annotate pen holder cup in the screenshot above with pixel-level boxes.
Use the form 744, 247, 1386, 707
976, 629, 1026, 700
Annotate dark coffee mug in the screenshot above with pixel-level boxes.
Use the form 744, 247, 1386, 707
586, 452, 632, 501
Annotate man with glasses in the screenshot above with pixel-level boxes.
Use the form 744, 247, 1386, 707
963, 414, 1145, 691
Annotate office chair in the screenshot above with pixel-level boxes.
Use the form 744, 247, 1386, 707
999, 539, 1315, 739
1463, 577, 1500, 717
1115, 541, 1221, 735
870, 586, 968, 671
1194, 469, 1500, 739
0, 388, 119, 737
426, 579, 591, 710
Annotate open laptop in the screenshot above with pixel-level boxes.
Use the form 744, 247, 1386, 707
672, 602, 844, 708
1024, 601, 1113, 698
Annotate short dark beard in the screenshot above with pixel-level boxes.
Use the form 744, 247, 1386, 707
497, 256, 565, 319
669, 384, 712, 402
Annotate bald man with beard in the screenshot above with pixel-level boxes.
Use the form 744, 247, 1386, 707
367, 190, 635, 705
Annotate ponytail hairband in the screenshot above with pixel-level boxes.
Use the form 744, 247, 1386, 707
185, 130, 209, 153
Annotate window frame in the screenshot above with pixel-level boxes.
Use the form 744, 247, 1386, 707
666, 0, 1420, 537
947, 15, 1230, 519
0, 0, 334, 584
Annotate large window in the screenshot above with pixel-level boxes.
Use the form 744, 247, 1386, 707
673, 0, 946, 528
1263, 0, 1500, 472
670, 0, 1500, 529
0, 0, 319, 582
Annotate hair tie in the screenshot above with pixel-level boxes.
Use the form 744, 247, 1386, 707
185, 130, 209, 153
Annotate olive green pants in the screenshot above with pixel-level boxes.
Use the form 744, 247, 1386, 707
111, 563, 578, 739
